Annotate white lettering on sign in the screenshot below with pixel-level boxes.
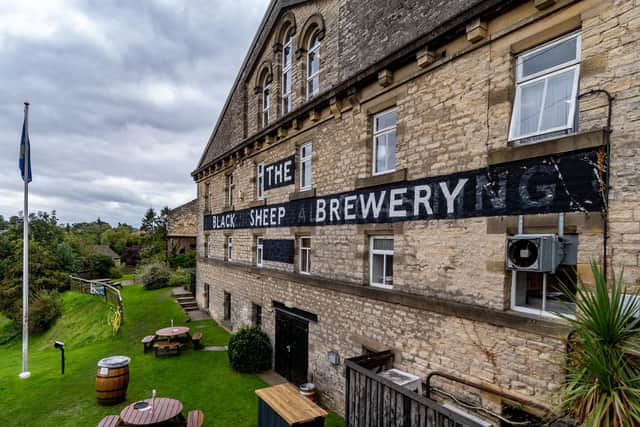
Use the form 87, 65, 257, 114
250, 207, 287, 227
264, 156, 295, 190
440, 179, 468, 214
389, 188, 407, 218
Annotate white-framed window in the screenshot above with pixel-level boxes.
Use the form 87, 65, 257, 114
512, 267, 577, 317
282, 28, 293, 114
226, 174, 234, 207
370, 236, 394, 289
509, 32, 581, 143
306, 31, 320, 99
207, 181, 213, 211
204, 237, 209, 259
226, 236, 233, 262
300, 143, 312, 191
207, 234, 213, 258
262, 75, 270, 127
256, 237, 263, 267
372, 108, 397, 175
256, 163, 264, 200
299, 237, 311, 274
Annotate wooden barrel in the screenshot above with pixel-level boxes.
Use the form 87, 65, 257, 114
96, 356, 130, 405
299, 383, 318, 403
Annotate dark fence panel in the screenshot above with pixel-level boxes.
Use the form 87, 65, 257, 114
345, 360, 488, 427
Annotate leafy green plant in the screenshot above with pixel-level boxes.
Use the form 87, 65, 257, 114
137, 263, 171, 290
167, 269, 190, 288
228, 327, 272, 373
109, 266, 123, 279
556, 261, 640, 426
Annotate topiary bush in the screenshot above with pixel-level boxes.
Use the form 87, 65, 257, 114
137, 263, 171, 290
228, 326, 272, 373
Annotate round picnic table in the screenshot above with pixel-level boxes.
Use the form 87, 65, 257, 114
155, 326, 190, 338
119, 397, 184, 425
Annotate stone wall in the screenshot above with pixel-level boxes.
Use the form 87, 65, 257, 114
167, 199, 198, 237
193, 0, 640, 418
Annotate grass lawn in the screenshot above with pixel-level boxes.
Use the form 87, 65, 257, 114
0, 286, 344, 427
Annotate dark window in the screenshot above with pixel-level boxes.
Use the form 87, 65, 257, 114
253, 303, 262, 328
224, 292, 231, 321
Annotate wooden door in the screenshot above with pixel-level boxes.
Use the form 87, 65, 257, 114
275, 310, 308, 385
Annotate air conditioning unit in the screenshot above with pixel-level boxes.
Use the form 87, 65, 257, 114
506, 234, 564, 273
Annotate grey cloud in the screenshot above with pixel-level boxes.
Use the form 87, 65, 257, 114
0, 0, 269, 226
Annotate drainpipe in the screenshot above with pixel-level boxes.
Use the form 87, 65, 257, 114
577, 89, 613, 280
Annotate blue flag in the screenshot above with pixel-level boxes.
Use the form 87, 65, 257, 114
19, 112, 32, 183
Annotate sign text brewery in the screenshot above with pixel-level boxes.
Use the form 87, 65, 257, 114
205, 148, 605, 230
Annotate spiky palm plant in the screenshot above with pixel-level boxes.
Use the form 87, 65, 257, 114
556, 261, 640, 426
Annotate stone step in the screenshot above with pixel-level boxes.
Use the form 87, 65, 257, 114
184, 306, 200, 312
176, 296, 195, 302
178, 298, 196, 305
180, 302, 199, 310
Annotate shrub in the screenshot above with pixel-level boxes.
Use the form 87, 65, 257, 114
137, 263, 171, 290
109, 266, 123, 279
556, 261, 640, 425
168, 269, 190, 288
172, 250, 196, 269
84, 254, 115, 279
228, 327, 272, 373
29, 289, 62, 333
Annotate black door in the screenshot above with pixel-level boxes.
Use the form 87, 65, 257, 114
275, 310, 308, 386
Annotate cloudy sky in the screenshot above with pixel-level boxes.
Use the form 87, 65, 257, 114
0, 0, 269, 226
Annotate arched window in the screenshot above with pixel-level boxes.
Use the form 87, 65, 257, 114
282, 27, 294, 114
306, 31, 320, 99
262, 73, 270, 127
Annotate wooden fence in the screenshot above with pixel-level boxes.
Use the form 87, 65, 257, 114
345, 353, 488, 427
69, 275, 124, 322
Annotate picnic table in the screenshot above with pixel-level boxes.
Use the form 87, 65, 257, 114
256, 383, 328, 427
119, 397, 184, 425
155, 326, 190, 339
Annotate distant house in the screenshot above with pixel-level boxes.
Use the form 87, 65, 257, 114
89, 245, 121, 267
167, 199, 197, 255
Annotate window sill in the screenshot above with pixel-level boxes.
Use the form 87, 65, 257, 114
222, 205, 234, 213
289, 188, 316, 200
248, 199, 266, 208
355, 168, 407, 190
487, 128, 606, 165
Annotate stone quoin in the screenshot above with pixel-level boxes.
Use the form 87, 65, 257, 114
190, 0, 640, 421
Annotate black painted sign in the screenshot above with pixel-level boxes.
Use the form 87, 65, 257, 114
264, 155, 295, 191
263, 239, 295, 263
205, 148, 605, 230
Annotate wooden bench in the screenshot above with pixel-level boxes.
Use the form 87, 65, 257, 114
141, 335, 156, 353
187, 409, 204, 427
154, 342, 183, 357
97, 415, 120, 427
191, 332, 203, 350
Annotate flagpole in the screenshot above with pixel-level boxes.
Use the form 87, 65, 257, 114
19, 102, 31, 380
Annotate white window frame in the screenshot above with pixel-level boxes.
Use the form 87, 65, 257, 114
372, 108, 397, 176
226, 236, 233, 262
508, 32, 581, 142
226, 174, 234, 207
256, 163, 264, 200
300, 143, 313, 191
306, 32, 320, 100
369, 236, 394, 289
511, 271, 576, 320
207, 181, 213, 212
282, 28, 293, 114
256, 237, 263, 267
299, 236, 311, 275
207, 234, 213, 258
262, 78, 270, 127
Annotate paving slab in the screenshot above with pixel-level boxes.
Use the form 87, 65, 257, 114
259, 370, 288, 386
203, 345, 228, 351
172, 287, 191, 296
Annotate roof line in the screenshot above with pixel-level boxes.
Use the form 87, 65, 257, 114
196, 0, 308, 170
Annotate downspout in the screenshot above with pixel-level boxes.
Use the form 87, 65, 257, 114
577, 89, 613, 280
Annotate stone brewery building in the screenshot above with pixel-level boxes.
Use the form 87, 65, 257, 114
191, 0, 639, 422
167, 199, 198, 255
